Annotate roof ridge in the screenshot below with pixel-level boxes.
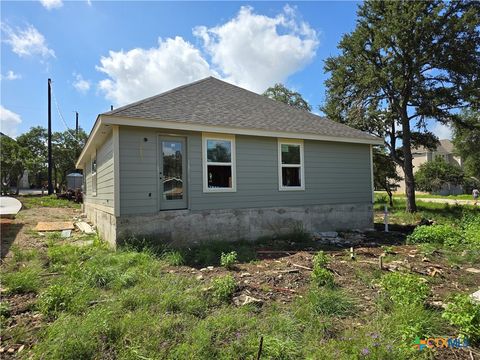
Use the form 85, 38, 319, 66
103, 76, 216, 116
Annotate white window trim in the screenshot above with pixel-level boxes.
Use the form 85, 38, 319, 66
202, 133, 236, 193
91, 150, 97, 196
278, 138, 305, 191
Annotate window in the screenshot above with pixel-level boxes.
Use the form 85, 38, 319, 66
278, 139, 304, 191
203, 133, 236, 192
91, 152, 97, 196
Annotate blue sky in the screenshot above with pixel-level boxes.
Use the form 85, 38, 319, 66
1, 1, 451, 139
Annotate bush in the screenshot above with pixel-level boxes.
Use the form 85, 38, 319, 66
407, 224, 462, 246
211, 275, 236, 302
311, 251, 334, 287
311, 267, 334, 288
442, 294, 480, 343
220, 251, 237, 269
2, 267, 41, 294
379, 273, 429, 307
162, 251, 185, 266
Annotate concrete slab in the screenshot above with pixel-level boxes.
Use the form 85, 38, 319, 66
0, 197, 22, 218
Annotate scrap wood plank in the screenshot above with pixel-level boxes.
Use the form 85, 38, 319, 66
35, 221, 74, 232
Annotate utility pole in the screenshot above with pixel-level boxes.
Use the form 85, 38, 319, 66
47, 78, 53, 195
75, 111, 79, 136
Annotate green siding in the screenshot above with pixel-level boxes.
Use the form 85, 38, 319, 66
118, 126, 372, 215
84, 131, 114, 208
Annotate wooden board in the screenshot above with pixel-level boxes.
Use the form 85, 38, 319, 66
35, 221, 75, 232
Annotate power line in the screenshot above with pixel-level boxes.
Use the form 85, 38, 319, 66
50, 81, 81, 143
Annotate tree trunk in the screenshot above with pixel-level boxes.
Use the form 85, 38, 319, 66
401, 114, 417, 212
387, 189, 394, 207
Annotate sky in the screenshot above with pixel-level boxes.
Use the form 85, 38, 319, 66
0, 0, 452, 139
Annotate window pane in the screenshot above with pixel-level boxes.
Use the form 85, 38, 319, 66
282, 167, 301, 187
281, 144, 300, 164
162, 141, 183, 200
91, 158, 97, 173
207, 140, 231, 163
208, 165, 232, 188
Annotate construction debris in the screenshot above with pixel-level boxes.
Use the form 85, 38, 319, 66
465, 268, 480, 274
35, 221, 74, 231
233, 294, 264, 307
61, 229, 71, 238
75, 221, 94, 234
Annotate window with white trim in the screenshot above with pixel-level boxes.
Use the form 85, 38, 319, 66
203, 133, 236, 192
91, 152, 97, 196
278, 139, 304, 191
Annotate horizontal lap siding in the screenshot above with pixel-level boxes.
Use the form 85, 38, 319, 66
84, 131, 114, 209
118, 126, 372, 215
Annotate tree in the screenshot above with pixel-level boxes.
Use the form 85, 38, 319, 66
16, 126, 48, 188
415, 157, 464, 193
52, 129, 88, 190
373, 148, 402, 206
323, 1, 480, 212
0, 134, 30, 195
263, 83, 312, 111
452, 110, 480, 180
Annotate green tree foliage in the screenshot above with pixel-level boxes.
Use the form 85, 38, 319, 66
415, 157, 464, 193
16, 126, 48, 187
52, 129, 88, 190
0, 134, 29, 195
263, 83, 312, 111
373, 148, 402, 206
323, 1, 480, 212
452, 110, 480, 181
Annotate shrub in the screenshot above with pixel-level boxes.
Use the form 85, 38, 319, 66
379, 273, 429, 307
211, 275, 236, 302
442, 294, 480, 343
220, 251, 237, 269
311, 251, 334, 287
407, 224, 462, 246
2, 267, 41, 294
162, 251, 185, 266
312, 251, 329, 268
311, 267, 334, 288
38, 284, 76, 317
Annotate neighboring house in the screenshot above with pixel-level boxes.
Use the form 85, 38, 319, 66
396, 139, 463, 195
76, 77, 382, 247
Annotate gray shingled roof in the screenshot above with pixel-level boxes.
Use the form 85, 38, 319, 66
103, 77, 379, 142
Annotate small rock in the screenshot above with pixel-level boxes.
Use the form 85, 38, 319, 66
17, 345, 24, 353
471, 290, 480, 304
240, 272, 251, 278
207, 266, 214, 271
200, 268, 207, 272
7, 348, 15, 354
196, 275, 203, 280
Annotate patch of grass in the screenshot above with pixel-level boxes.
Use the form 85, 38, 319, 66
19, 195, 81, 209
220, 251, 237, 269
442, 294, 480, 344
296, 287, 356, 318
211, 275, 236, 303
407, 224, 462, 245
311, 251, 334, 287
161, 250, 185, 266
2, 266, 42, 294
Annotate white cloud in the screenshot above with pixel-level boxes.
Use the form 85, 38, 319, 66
1, 70, 21, 81
96, 36, 213, 106
193, 5, 318, 92
1, 24, 55, 58
73, 73, 91, 94
0, 106, 22, 138
432, 122, 452, 140
96, 6, 318, 105
39, 0, 63, 10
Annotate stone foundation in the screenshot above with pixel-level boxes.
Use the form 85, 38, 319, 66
114, 203, 373, 247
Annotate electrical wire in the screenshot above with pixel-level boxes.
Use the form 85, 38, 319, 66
50, 81, 81, 143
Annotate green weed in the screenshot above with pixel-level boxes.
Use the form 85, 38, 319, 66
220, 251, 238, 269
211, 275, 236, 303
442, 294, 480, 343
379, 272, 429, 307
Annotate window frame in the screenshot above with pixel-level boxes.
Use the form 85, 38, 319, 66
278, 138, 305, 191
91, 151, 97, 196
202, 133, 236, 193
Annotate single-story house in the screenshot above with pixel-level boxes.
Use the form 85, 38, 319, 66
76, 77, 383, 247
